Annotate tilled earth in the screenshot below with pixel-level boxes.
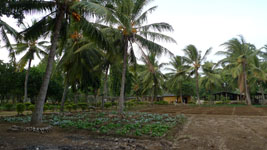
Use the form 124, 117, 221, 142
1, 105, 267, 150
0, 123, 172, 150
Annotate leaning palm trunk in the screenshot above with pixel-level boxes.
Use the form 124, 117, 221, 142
179, 81, 183, 104
85, 91, 89, 103
260, 83, 266, 104
31, 8, 65, 125
243, 63, 251, 105
60, 84, 68, 112
153, 84, 157, 102
119, 37, 128, 114
24, 59, 32, 102
74, 92, 79, 104
152, 76, 158, 102
103, 66, 109, 109
196, 70, 200, 104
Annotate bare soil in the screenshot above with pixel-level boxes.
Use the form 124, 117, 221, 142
139, 105, 267, 150
1, 105, 267, 150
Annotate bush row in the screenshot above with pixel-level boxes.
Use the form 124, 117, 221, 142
0, 99, 153, 113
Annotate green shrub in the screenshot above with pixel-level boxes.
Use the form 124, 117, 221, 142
104, 102, 113, 108
49, 105, 56, 112
72, 104, 78, 111
215, 101, 223, 105
188, 101, 195, 104
28, 105, 35, 112
154, 100, 168, 105
93, 102, 101, 107
111, 102, 118, 106
4, 103, 14, 111
16, 103, 25, 115
55, 105, 60, 111
136, 101, 149, 105
43, 105, 49, 112
224, 100, 231, 104
66, 104, 73, 112
78, 103, 88, 111
126, 101, 135, 108
24, 102, 32, 110
229, 101, 246, 105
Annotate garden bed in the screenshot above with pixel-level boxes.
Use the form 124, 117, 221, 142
1, 111, 186, 138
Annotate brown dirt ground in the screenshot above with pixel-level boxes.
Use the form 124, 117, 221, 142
139, 105, 267, 150
1, 105, 267, 150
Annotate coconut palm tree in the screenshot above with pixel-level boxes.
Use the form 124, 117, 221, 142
6, 0, 110, 124
13, 36, 48, 103
183, 45, 212, 104
217, 35, 257, 105
200, 62, 221, 101
130, 64, 147, 101
250, 56, 267, 103
140, 52, 166, 102
77, 0, 176, 113
58, 33, 104, 110
166, 56, 190, 103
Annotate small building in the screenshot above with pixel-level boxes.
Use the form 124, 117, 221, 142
251, 92, 267, 104
213, 91, 244, 101
160, 94, 192, 104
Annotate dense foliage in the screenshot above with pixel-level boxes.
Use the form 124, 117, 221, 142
0, 61, 63, 104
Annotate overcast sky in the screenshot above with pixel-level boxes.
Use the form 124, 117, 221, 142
1, 0, 267, 65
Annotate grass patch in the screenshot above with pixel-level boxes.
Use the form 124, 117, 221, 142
0, 111, 186, 138
188, 104, 247, 107
253, 105, 267, 108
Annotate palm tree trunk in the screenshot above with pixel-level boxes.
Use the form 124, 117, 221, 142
24, 59, 32, 102
153, 84, 157, 102
243, 63, 251, 105
260, 83, 266, 104
31, 8, 65, 125
86, 91, 89, 103
179, 81, 183, 104
119, 36, 128, 114
60, 84, 68, 112
74, 92, 79, 104
103, 65, 109, 109
196, 70, 200, 104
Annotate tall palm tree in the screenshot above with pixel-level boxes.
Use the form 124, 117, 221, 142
13, 37, 48, 103
131, 64, 147, 101
217, 35, 257, 105
58, 33, 104, 109
250, 56, 267, 103
200, 62, 221, 101
183, 45, 212, 104
7, 0, 110, 124
166, 56, 189, 103
76, 0, 176, 113
140, 52, 166, 102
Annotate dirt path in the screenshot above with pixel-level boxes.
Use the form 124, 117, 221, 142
173, 115, 267, 150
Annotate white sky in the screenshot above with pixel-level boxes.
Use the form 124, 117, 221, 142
1, 0, 267, 66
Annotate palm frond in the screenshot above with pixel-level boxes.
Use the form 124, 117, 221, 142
139, 31, 177, 43
134, 6, 157, 25
21, 14, 55, 40
135, 34, 173, 57
138, 22, 174, 32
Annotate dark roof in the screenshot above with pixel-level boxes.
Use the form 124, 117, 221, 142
212, 91, 241, 95
252, 92, 267, 95
159, 94, 192, 97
